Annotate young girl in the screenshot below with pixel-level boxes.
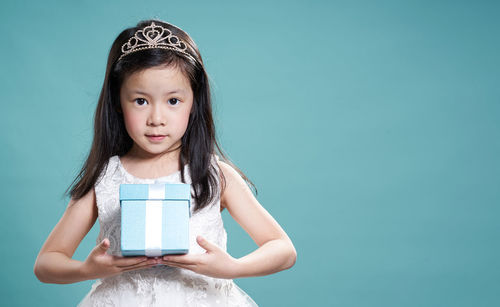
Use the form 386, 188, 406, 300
33, 19, 296, 306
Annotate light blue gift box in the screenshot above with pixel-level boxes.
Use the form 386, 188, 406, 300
119, 183, 191, 256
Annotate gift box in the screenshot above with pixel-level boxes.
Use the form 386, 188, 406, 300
119, 183, 191, 256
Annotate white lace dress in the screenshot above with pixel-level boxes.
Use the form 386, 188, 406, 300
77, 155, 258, 307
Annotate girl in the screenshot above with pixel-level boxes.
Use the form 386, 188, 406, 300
33, 19, 297, 306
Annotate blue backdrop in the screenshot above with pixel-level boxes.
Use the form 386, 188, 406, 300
1, 0, 499, 306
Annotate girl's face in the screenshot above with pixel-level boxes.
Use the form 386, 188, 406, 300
119, 65, 194, 158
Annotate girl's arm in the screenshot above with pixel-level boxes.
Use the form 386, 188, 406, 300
162, 161, 297, 278
34, 187, 98, 283
217, 161, 297, 277
34, 187, 157, 284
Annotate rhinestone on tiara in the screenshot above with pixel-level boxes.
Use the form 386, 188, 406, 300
118, 22, 196, 62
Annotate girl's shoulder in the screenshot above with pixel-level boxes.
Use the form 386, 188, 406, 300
95, 155, 121, 188
211, 154, 223, 179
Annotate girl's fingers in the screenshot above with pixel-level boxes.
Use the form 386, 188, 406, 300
110, 255, 200, 271
163, 261, 196, 270
161, 259, 193, 265
162, 255, 199, 265
114, 257, 149, 268
120, 262, 159, 272
117, 260, 197, 273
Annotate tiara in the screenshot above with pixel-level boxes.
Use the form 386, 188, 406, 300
118, 22, 197, 62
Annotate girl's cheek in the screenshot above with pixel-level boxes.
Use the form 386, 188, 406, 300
181, 107, 192, 126
123, 112, 143, 130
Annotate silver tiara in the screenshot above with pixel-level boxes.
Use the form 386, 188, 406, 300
118, 22, 196, 62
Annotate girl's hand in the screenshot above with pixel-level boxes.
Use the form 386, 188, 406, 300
81, 238, 160, 280
161, 236, 239, 279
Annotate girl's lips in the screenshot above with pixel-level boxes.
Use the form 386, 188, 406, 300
146, 135, 166, 142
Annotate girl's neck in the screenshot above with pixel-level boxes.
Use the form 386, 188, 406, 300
121, 144, 182, 179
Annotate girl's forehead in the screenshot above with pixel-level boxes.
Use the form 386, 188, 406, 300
122, 65, 191, 91
128, 65, 186, 80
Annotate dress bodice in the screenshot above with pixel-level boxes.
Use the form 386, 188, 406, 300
77, 154, 258, 307
94, 154, 227, 258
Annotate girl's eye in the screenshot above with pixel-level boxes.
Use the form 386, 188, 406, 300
168, 98, 180, 106
134, 98, 148, 106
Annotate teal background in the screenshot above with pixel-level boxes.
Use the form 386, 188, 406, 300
1, 0, 499, 306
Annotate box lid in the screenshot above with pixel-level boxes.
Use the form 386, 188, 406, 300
119, 183, 191, 201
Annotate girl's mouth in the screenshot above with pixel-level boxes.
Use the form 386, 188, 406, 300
146, 135, 166, 142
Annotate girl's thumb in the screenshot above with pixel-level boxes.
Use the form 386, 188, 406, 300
197, 236, 213, 250
99, 238, 110, 251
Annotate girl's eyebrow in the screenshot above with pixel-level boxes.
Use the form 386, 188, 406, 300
130, 89, 186, 96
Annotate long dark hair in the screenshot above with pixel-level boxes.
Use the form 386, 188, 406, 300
64, 19, 257, 212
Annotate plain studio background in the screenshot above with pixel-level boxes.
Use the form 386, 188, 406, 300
1, 0, 499, 306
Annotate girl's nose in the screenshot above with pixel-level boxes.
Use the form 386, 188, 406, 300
147, 104, 166, 126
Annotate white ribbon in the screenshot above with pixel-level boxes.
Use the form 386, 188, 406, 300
145, 184, 165, 256
149, 183, 165, 199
